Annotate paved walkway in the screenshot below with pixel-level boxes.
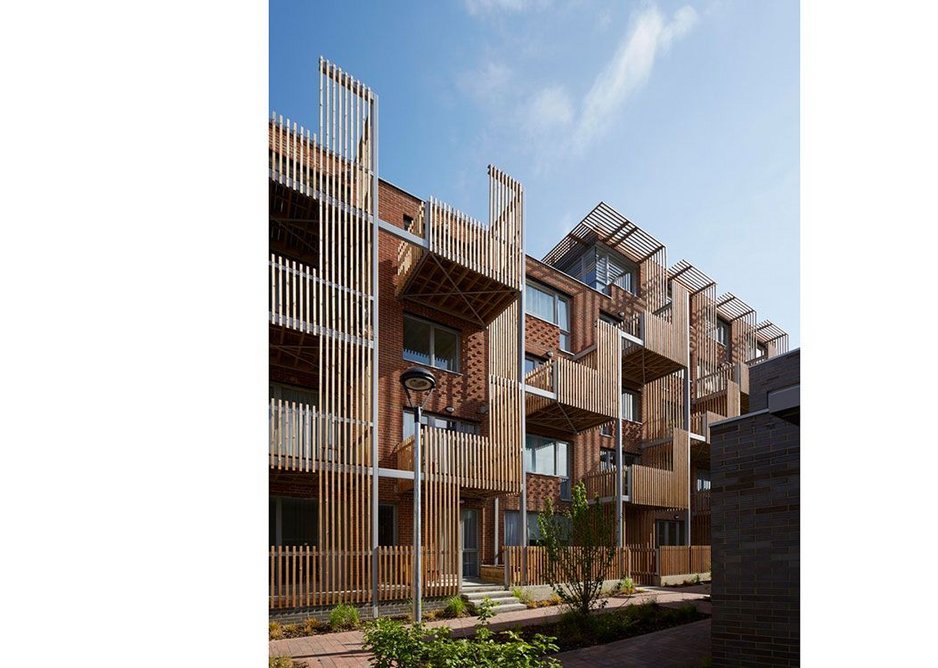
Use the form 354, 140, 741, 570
270, 589, 710, 667
555, 618, 711, 667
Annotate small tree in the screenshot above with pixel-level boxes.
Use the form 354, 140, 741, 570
537, 481, 620, 616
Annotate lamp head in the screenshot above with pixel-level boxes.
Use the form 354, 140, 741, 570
400, 366, 436, 393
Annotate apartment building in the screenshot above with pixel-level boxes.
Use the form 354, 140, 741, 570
268, 60, 790, 615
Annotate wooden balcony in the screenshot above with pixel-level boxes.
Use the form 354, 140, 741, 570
394, 427, 519, 494
693, 365, 746, 419
629, 429, 691, 509
396, 170, 524, 327
689, 411, 723, 443
269, 400, 374, 472
620, 282, 689, 385
524, 357, 617, 433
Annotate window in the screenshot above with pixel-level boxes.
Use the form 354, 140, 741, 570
599, 312, 621, 327
599, 447, 616, 471
525, 434, 570, 478
525, 281, 571, 352
403, 410, 480, 440
504, 511, 559, 546
269, 496, 318, 546
756, 342, 768, 359
403, 315, 459, 372
378, 504, 397, 546
599, 421, 613, 437
524, 354, 547, 375
695, 471, 711, 492
403, 214, 415, 232
622, 389, 640, 422
655, 520, 686, 547
269, 383, 318, 406
715, 318, 731, 348
568, 246, 638, 295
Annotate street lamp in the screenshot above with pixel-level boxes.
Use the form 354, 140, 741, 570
400, 366, 436, 623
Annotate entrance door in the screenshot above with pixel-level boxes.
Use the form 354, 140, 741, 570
461, 508, 480, 578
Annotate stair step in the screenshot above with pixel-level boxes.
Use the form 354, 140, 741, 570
488, 602, 527, 614
463, 593, 516, 602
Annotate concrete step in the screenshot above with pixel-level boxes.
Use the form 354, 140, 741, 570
462, 591, 517, 603
461, 585, 506, 594
487, 602, 527, 615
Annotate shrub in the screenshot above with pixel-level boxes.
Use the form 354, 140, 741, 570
302, 616, 320, 635
619, 576, 636, 596
423, 609, 439, 621
362, 617, 560, 668
268, 621, 284, 640
269, 657, 297, 668
328, 603, 360, 631
443, 595, 467, 618
282, 623, 299, 637
476, 596, 497, 624
511, 585, 534, 607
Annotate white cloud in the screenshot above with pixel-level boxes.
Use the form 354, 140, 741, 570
572, 4, 698, 150
527, 85, 574, 135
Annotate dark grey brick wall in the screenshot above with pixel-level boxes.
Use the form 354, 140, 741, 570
749, 349, 800, 412
710, 351, 799, 666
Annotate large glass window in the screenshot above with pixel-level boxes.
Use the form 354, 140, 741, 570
403, 315, 459, 372
378, 504, 397, 546
525, 434, 570, 477
715, 318, 731, 347
269, 496, 318, 546
695, 470, 711, 492
525, 282, 571, 351
655, 520, 686, 547
524, 354, 547, 375
622, 389, 640, 422
504, 511, 549, 546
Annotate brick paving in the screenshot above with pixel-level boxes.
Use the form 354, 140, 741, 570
270, 588, 709, 667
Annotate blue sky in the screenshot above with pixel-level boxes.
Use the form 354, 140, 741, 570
270, 0, 799, 345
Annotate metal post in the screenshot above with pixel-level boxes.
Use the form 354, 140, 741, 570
519, 268, 528, 586
413, 405, 423, 623
370, 91, 380, 620
615, 332, 623, 550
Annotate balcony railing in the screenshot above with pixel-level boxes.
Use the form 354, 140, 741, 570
582, 465, 632, 500
395, 427, 518, 493
269, 400, 373, 471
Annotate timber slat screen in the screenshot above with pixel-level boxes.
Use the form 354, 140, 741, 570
503, 546, 633, 587
658, 546, 711, 577
268, 60, 378, 610
630, 429, 691, 509
270, 546, 463, 608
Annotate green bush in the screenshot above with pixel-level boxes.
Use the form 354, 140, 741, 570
269, 657, 297, 668
362, 617, 560, 668
443, 595, 467, 618
512, 586, 534, 607
619, 576, 636, 596
328, 603, 360, 631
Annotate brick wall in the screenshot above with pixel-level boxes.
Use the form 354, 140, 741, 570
749, 349, 801, 412
710, 351, 800, 667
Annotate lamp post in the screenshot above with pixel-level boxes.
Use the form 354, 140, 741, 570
399, 365, 436, 623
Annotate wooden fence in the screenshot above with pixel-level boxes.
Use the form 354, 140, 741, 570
269, 546, 460, 609
658, 546, 711, 577
501, 544, 709, 588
